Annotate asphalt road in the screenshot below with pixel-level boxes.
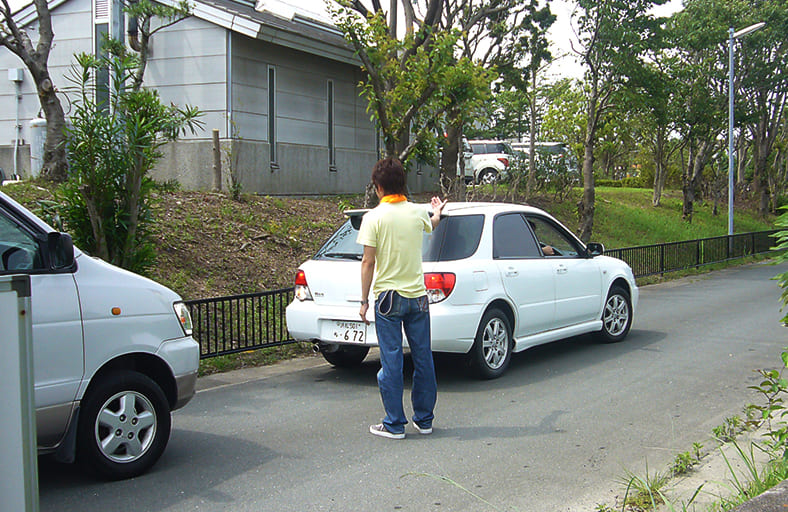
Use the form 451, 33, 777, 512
39, 261, 788, 512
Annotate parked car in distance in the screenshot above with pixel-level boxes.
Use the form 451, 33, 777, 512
462, 139, 513, 184
286, 202, 638, 379
0, 190, 199, 480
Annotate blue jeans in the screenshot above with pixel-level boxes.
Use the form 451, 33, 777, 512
374, 291, 437, 434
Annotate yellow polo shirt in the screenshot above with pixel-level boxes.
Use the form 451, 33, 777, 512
357, 201, 432, 299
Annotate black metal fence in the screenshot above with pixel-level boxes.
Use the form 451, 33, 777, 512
187, 230, 781, 359
604, 230, 779, 278
185, 288, 294, 359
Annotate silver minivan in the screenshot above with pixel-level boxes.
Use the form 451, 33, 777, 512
0, 190, 199, 480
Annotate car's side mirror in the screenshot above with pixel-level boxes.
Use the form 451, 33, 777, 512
47, 232, 74, 269
586, 242, 604, 257
462, 152, 473, 159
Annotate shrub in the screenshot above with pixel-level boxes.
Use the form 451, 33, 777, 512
60, 47, 202, 272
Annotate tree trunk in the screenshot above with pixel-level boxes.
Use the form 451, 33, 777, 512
578, 141, 595, 243
440, 116, 465, 201
682, 140, 710, 223
652, 130, 666, 207
38, 85, 69, 182
526, 67, 538, 199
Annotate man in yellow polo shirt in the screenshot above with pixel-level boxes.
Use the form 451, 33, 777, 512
358, 157, 447, 439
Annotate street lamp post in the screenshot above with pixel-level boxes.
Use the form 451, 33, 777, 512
728, 22, 765, 237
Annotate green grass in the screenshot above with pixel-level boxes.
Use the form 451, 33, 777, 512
589, 188, 774, 250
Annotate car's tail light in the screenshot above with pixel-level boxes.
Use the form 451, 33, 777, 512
294, 269, 313, 301
498, 157, 509, 167
424, 272, 456, 303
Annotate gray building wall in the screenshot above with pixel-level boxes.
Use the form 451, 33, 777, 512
0, 0, 439, 194
0, 0, 93, 178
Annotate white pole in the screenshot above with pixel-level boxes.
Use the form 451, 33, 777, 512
0, 276, 38, 512
727, 22, 765, 238
728, 27, 735, 237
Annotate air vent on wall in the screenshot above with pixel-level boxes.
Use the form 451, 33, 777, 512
95, 0, 109, 21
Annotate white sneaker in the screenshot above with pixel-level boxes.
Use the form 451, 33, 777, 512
369, 423, 405, 440
414, 423, 433, 435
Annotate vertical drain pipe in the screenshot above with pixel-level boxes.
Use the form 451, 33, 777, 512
9, 68, 24, 180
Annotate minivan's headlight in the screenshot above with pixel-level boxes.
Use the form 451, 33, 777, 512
173, 302, 193, 336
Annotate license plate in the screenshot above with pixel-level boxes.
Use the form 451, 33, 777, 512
324, 320, 366, 344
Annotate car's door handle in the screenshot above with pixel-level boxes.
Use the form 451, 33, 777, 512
556, 265, 568, 275
505, 267, 519, 277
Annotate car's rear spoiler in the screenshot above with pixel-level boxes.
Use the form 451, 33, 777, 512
344, 209, 369, 230
344, 207, 439, 230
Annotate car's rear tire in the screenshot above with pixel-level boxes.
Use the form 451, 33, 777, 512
595, 286, 632, 343
77, 370, 171, 480
320, 344, 370, 367
477, 169, 498, 185
468, 308, 512, 379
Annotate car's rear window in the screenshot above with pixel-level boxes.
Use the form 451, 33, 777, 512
423, 215, 483, 262
315, 214, 483, 262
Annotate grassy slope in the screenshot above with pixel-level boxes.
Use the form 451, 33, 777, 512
1, 181, 776, 300
1, 180, 777, 374
548, 187, 774, 250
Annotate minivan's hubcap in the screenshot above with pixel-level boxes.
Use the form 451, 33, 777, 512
95, 391, 156, 463
482, 318, 509, 369
603, 295, 629, 337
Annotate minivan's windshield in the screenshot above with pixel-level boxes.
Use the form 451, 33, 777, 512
314, 214, 484, 262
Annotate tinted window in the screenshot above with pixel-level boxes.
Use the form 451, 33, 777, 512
423, 215, 483, 262
0, 209, 43, 272
526, 215, 582, 257
488, 143, 510, 154
493, 213, 540, 259
471, 143, 486, 154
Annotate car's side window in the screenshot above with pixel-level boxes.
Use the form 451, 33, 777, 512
0, 210, 43, 272
526, 216, 582, 258
471, 143, 485, 154
493, 213, 541, 259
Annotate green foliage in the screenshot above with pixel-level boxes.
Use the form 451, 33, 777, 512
60, 47, 202, 272
712, 416, 745, 443
505, 151, 579, 200
773, 208, 788, 322
671, 451, 697, 476
619, 462, 670, 510
330, 5, 494, 166
596, 177, 650, 189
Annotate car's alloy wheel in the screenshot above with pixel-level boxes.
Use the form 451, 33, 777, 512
596, 286, 632, 343
477, 169, 498, 185
78, 371, 171, 480
469, 308, 512, 379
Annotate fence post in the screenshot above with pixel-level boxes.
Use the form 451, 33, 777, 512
212, 129, 222, 192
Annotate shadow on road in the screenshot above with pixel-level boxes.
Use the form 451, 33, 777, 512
38, 430, 274, 511
310, 327, 666, 392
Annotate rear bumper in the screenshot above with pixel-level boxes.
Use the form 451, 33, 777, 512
286, 299, 477, 354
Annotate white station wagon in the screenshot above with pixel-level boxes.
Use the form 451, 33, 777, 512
286, 202, 638, 379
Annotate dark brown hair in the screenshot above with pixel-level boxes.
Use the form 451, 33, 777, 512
371, 157, 407, 196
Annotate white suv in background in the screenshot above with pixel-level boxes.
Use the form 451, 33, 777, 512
462, 140, 513, 184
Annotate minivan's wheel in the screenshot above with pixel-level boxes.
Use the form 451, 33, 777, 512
320, 344, 370, 367
468, 308, 512, 379
477, 169, 498, 185
77, 371, 171, 480
595, 286, 632, 343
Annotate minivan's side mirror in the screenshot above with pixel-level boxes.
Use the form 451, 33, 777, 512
586, 242, 605, 257
463, 151, 473, 159
47, 232, 74, 269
